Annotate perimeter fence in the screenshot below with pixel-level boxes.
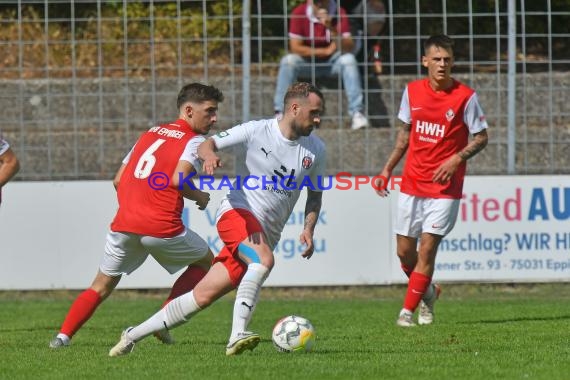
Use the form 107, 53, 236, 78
0, 0, 568, 179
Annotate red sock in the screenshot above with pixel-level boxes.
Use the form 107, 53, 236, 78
60, 288, 102, 338
403, 272, 432, 312
401, 264, 413, 278
162, 265, 208, 307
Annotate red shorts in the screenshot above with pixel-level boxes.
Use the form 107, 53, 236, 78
213, 208, 264, 287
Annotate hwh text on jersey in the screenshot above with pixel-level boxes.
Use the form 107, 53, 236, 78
416, 120, 445, 138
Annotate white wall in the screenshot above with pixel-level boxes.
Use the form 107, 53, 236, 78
0, 176, 568, 290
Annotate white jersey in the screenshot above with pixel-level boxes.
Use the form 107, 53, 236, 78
212, 119, 326, 249
0, 138, 10, 156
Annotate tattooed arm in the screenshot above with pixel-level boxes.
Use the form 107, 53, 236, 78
299, 189, 323, 259
433, 129, 488, 184
374, 121, 411, 196
457, 129, 489, 161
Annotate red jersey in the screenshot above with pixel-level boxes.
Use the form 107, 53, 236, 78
399, 79, 487, 199
111, 119, 198, 237
289, 3, 352, 49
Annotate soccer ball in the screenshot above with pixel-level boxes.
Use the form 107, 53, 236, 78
271, 315, 316, 353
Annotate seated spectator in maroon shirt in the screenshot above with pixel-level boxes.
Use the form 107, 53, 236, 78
273, 0, 370, 130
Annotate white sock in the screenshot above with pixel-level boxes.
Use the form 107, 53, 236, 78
230, 263, 269, 339
127, 291, 201, 342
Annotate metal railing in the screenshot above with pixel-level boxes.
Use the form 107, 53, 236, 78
0, 0, 568, 179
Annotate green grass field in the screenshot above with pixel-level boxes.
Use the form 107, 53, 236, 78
0, 284, 568, 380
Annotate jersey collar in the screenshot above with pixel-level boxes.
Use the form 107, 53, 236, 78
169, 118, 192, 131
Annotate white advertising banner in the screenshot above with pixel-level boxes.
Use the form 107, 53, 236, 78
418, 176, 570, 283
0, 176, 568, 289
0, 179, 392, 289
187, 178, 392, 287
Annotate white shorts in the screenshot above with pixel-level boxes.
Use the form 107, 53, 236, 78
100, 229, 209, 277
394, 193, 460, 238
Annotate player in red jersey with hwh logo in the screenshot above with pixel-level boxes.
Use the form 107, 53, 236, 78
374, 35, 489, 326
49, 83, 224, 348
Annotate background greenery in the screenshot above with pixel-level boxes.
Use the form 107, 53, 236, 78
1, 0, 568, 78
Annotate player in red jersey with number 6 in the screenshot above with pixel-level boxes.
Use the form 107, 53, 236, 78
374, 35, 489, 326
49, 83, 223, 348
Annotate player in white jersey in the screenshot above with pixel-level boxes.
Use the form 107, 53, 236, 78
0, 137, 20, 206
214, 117, 325, 249
109, 82, 326, 357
